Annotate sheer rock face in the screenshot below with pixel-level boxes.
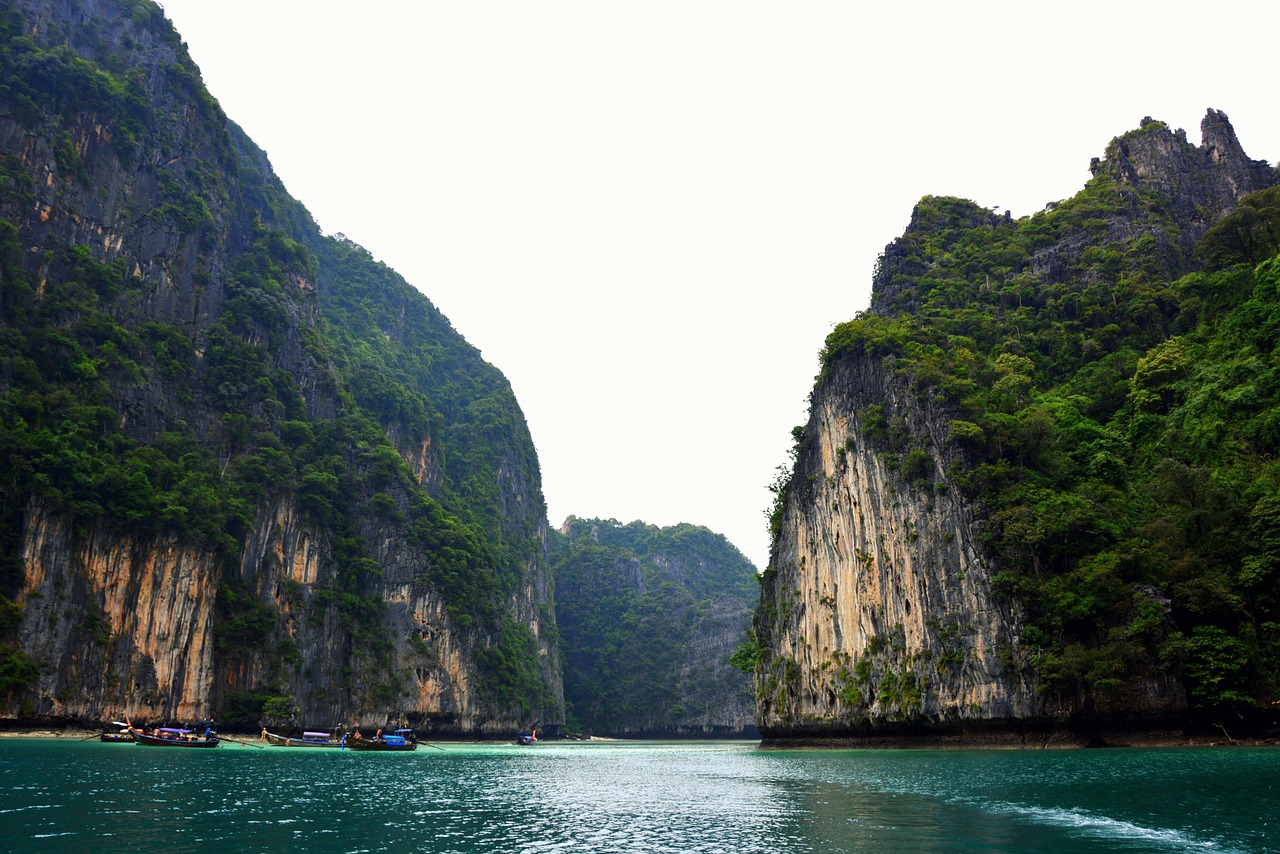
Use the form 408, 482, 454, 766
1, 0, 561, 733
651, 546, 756, 736
754, 357, 1040, 739
15, 494, 535, 731
755, 356, 1190, 740
18, 506, 220, 724
673, 592, 757, 735
753, 112, 1274, 741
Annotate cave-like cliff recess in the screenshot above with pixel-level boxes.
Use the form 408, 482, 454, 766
754, 111, 1280, 743
0, 0, 563, 734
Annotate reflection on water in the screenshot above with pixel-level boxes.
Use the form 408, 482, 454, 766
1, 738, 1276, 853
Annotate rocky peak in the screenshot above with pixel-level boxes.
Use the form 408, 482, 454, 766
1092, 109, 1277, 224
1201, 108, 1244, 161
1201, 108, 1278, 202
872, 111, 1278, 307
870, 196, 1009, 314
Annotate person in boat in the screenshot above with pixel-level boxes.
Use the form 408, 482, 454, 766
375, 728, 382, 741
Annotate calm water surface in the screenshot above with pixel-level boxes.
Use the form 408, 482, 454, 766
1, 737, 1275, 852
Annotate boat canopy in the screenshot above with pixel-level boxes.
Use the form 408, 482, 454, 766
157, 728, 191, 734
303, 731, 329, 739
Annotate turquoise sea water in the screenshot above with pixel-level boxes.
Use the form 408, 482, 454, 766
0, 737, 1275, 853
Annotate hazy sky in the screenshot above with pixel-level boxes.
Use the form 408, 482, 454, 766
156, 1, 1279, 570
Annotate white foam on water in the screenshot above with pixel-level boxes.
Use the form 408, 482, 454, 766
976, 798, 1245, 853
0, 804, 55, 814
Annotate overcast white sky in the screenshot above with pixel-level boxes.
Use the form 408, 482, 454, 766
157, 0, 1279, 570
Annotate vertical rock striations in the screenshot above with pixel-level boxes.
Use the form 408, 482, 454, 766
756, 355, 1039, 739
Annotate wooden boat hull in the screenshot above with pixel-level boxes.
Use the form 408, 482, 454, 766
132, 731, 219, 748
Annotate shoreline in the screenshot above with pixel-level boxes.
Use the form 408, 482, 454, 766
2, 727, 1276, 749
0, 728, 630, 744
757, 730, 1280, 750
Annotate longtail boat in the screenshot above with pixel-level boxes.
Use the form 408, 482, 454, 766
127, 720, 219, 748
264, 729, 345, 748
343, 729, 417, 751
100, 721, 134, 743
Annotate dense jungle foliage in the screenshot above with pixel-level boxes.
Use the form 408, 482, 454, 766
305, 234, 545, 629
817, 157, 1280, 720
0, 0, 553, 719
551, 518, 758, 735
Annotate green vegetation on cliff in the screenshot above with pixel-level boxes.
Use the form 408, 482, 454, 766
811, 125, 1280, 722
307, 234, 545, 627
551, 518, 758, 735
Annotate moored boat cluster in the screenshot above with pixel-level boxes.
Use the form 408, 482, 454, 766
112, 720, 423, 751
97, 720, 544, 750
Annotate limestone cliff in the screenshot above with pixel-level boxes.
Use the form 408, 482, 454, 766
0, 0, 562, 733
754, 355, 1042, 738
552, 518, 758, 737
754, 111, 1279, 741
